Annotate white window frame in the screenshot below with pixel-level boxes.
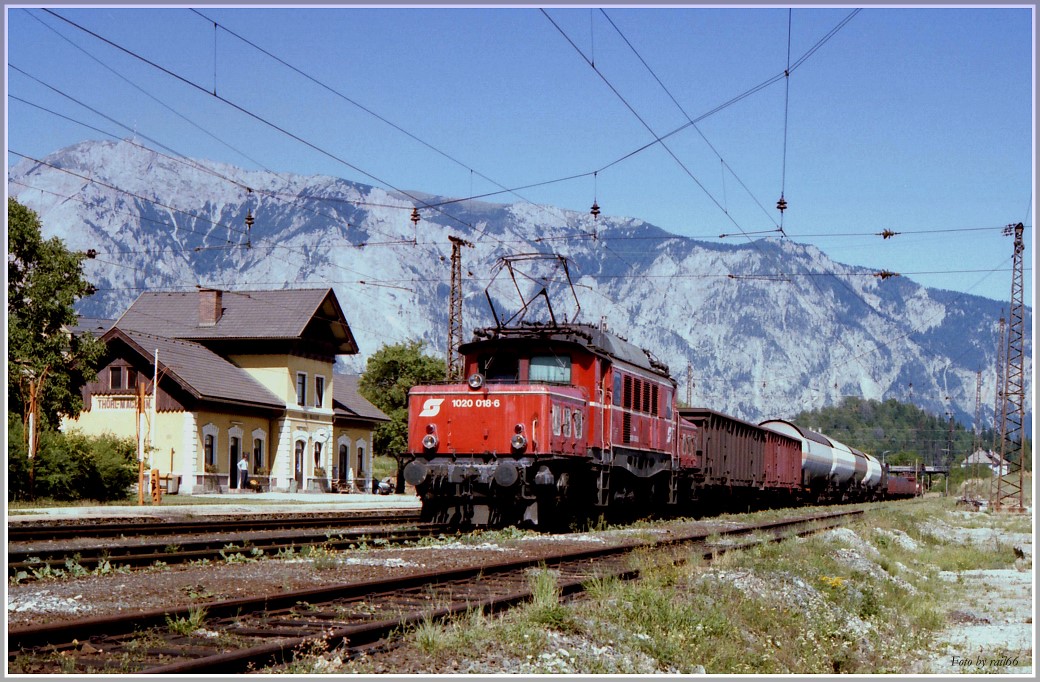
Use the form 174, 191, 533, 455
314, 374, 326, 408
296, 372, 307, 406
202, 423, 219, 468
251, 428, 266, 473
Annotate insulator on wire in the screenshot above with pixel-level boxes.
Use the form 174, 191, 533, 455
590, 201, 600, 219
410, 207, 421, 226
776, 195, 787, 213
245, 209, 254, 230
85, 249, 97, 259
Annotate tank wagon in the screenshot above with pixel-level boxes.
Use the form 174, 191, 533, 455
398, 322, 919, 528
758, 419, 884, 503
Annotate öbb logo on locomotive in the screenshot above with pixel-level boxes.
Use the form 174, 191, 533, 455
398, 322, 921, 529
418, 398, 444, 417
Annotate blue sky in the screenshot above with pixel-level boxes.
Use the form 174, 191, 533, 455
5, 4, 1034, 306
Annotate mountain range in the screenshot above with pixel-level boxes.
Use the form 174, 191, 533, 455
8, 139, 1032, 433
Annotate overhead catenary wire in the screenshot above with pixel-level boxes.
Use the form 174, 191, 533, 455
10, 9, 1015, 409
541, 7, 782, 259
21, 8, 285, 182
36, 8, 510, 249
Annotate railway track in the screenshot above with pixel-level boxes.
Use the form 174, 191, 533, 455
7, 509, 422, 542
9, 510, 437, 580
8, 509, 862, 674
9, 524, 444, 578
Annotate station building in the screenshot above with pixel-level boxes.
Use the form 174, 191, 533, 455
61, 288, 388, 495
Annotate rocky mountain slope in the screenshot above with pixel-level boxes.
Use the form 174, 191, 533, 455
8, 139, 1031, 428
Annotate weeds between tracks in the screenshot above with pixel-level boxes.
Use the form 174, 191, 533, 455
283, 498, 1030, 675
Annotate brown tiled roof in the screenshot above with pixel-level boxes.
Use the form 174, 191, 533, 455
108, 328, 284, 410
333, 374, 390, 423
113, 288, 357, 354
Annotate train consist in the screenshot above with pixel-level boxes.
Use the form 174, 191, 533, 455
398, 322, 921, 528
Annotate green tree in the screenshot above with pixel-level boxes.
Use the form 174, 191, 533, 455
8, 415, 137, 502
8, 198, 105, 426
358, 340, 445, 455
8, 199, 106, 495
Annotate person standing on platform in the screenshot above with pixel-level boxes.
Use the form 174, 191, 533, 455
238, 454, 250, 489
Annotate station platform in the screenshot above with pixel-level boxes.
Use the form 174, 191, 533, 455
6, 491, 422, 523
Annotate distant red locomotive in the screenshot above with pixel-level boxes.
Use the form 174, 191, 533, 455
398, 320, 921, 528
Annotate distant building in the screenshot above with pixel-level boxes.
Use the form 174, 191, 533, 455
960, 449, 1009, 476
61, 288, 388, 495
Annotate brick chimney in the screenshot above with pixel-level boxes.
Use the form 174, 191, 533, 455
198, 288, 223, 326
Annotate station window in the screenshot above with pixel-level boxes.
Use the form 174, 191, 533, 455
126, 368, 138, 390
110, 367, 123, 390
253, 438, 264, 472
204, 434, 215, 467
296, 372, 307, 406
314, 376, 325, 408
530, 355, 571, 384
294, 441, 305, 478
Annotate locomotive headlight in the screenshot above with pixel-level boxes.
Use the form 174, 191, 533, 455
510, 428, 527, 452
422, 433, 439, 450
467, 372, 485, 390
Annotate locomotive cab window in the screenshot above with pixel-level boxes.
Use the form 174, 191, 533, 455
482, 354, 519, 383
529, 355, 571, 384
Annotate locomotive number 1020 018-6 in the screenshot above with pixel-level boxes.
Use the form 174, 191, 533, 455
452, 398, 501, 408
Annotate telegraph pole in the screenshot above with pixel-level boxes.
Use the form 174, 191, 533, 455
993, 223, 1026, 512
137, 381, 146, 506
447, 235, 474, 381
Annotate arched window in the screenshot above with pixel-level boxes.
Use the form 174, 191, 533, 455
314, 441, 322, 470
294, 440, 305, 481
202, 423, 219, 469
338, 444, 348, 482
251, 428, 266, 473
357, 444, 366, 476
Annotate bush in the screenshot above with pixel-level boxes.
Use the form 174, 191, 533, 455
7, 416, 137, 502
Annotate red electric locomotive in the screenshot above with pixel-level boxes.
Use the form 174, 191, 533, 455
399, 322, 698, 527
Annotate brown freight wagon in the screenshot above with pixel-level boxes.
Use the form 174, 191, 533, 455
677, 407, 801, 506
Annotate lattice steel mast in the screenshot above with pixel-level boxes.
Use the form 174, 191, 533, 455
447, 235, 474, 381
993, 223, 1026, 512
